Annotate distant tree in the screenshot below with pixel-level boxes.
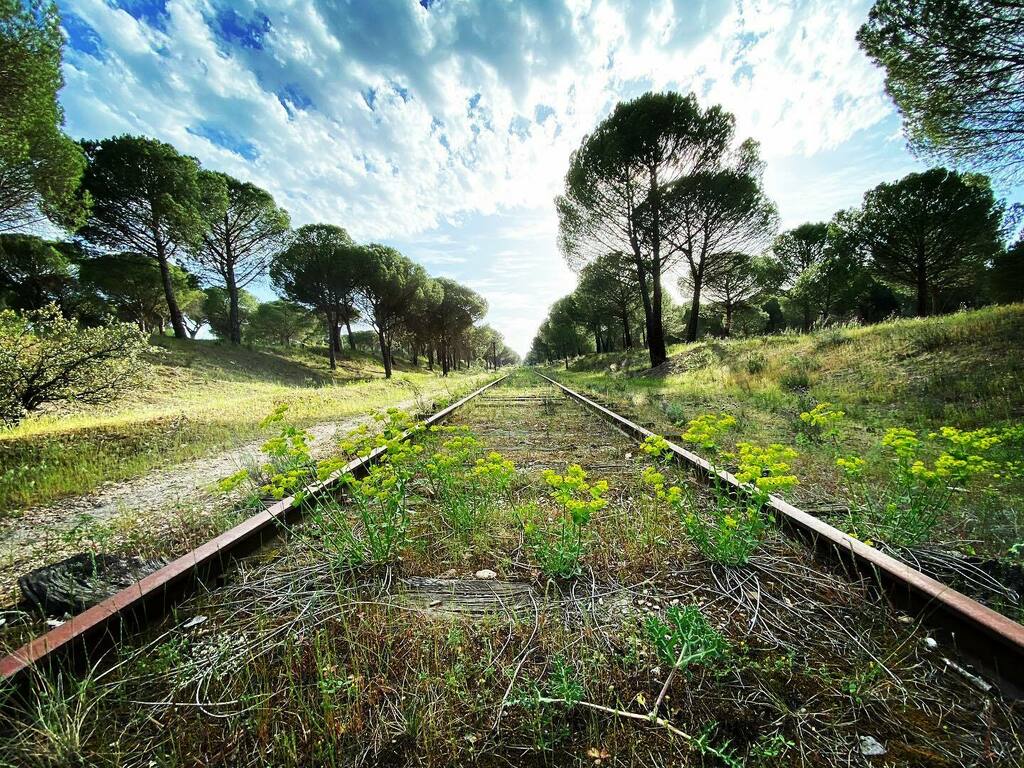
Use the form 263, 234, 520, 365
180, 288, 208, 339
353, 244, 427, 378
846, 168, 1004, 316
192, 173, 290, 344
245, 300, 315, 347
858, 0, 1024, 181
772, 223, 830, 331
535, 296, 592, 367
0, 304, 150, 425
695, 252, 782, 336
990, 239, 1024, 303
402, 276, 443, 367
78, 251, 198, 334
786, 245, 865, 327
433, 278, 486, 375
576, 251, 640, 350
0, 233, 78, 313
270, 224, 363, 370
78, 136, 226, 338
661, 139, 778, 342
202, 286, 259, 341
0, 0, 87, 232
557, 91, 737, 367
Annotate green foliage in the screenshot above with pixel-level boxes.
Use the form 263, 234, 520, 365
203, 286, 259, 340
526, 464, 608, 578
680, 413, 736, 451
645, 605, 727, 672
270, 223, 362, 369
192, 173, 290, 344
836, 425, 1009, 546
0, 233, 79, 313
642, 423, 797, 565
79, 135, 224, 338
798, 402, 845, 442
556, 90, 742, 365
353, 243, 429, 378
858, 0, 1024, 180
312, 408, 425, 565
844, 168, 1004, 316
78, 251, 198, 333
989, 239, 1024, 304
0, 304, 150, 425
0, 0, 88, 231
244, 299, 317, 347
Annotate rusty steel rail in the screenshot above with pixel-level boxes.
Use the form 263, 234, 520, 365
535, 371, 1024, 694
0, 374, 510, 684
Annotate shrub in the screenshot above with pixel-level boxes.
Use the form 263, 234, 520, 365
0, 305, 150, 425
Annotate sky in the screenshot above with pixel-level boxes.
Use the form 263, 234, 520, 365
54, 0, 1023, 355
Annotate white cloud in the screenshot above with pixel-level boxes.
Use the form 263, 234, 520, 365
58, 0, 912, 354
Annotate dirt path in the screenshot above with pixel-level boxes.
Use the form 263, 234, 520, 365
0, 407, 405, 604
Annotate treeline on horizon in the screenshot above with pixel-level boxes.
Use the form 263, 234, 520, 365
530, 0, 1024, 367
0, 3, 519, 383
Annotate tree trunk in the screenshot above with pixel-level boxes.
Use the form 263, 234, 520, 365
916, 257, 929, 317
632, 255, 659, 364
802, 301, 812, 333
345, 316, 356, 349
331, 319, 343, 354
646, 163, 668, 367
621, 310, 632, 350
724, 302, 733, 337
648, 263, 668, 365
224, 222, 242, 344
428, 346, 435, 371
326, 311, 337, 370
155, 243, 187, 339
685, 265, 703, 343
377, 329, 392, 378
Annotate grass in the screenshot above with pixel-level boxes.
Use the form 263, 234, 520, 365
546, 304, 1024, 557
2, 372, 1019, 766
0, 337, 489, 514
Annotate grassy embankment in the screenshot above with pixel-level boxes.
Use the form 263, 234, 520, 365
0, 337, 489, 514
545, 303, 1024, 557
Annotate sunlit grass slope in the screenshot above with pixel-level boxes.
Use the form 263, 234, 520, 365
548, 304, 1024, 555
0, 338, 489, 513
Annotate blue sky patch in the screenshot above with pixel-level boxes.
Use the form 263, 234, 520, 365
186, 123, 259, 161
62, 12, 104, 58
109, 0, 167, 28
276, 84, 315, 116
214, 8, 271, 50
509, 115, 531, 141
534, 104, 555, 124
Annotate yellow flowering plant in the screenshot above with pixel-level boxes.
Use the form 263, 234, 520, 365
315, 409, 425, 564
680, 413, 736, 452
639, 433, 796, 565
526, 464, 608, 577
218, 403, 316, 505
798, 402, 844, 443
835, 425, 1006, 546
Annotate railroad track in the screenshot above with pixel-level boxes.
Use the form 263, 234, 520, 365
2, 369, 1023, 764
0, 374, 511, 682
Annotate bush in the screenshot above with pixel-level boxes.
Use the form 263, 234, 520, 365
0, 305, 151, 425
